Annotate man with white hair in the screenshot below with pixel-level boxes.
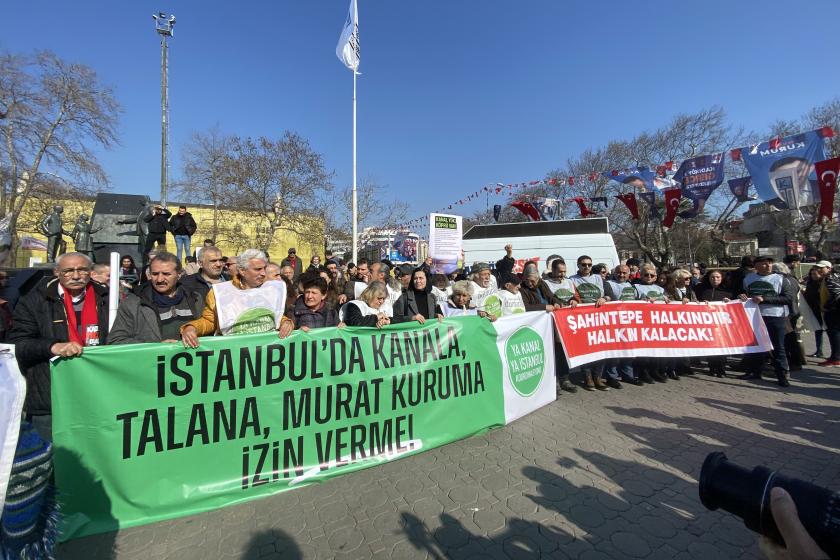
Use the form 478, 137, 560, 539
9, 252, 111, 440
181, 249, 291, 347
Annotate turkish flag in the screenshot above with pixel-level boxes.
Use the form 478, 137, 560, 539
663, 188, 682, 228
730, 148, 742, 161
820, 126, 835, 138
769, 136, 782, 150
815, 157, 840, 222
511, 201, 542, 221
615, 193, 639, 220
589, 173, 598, 181
572, 197, 597, 218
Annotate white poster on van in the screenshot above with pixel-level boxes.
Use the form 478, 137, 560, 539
429, 214, 463, 274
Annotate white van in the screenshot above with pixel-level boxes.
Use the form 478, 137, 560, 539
462, 217, 620, 273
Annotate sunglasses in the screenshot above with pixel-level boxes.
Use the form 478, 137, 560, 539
579, 263, 592, 267
642, 273, 657, 277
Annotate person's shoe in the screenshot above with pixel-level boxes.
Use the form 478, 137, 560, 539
625, 377, 643, 386
583, 373, 596, 391
639, 372, 654, 384
594, 377, 610, 391
808, 352, 825, 358
738, 372, 761, 380
650, 371, 667, 383
560, 379, 578, 393
606, 378, 623, 389
777, 372, 790, 387
817, 359, 840, 367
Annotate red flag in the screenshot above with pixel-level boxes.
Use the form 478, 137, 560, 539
572, 197, 597, 218
568, 176, 575, 185
548, 178, 557, 185
665, 161, 674, 171
495, 187, 502, 193
589, 172, 598, 181
656, 165, 666, 176
663, 188, 682, 228
769, 136, 781, 150
615, 193, 639, 220
511, 200, 542, 221
815, 157, 840, 223
820, 126, 835, 138
730, 148, 742, 161
611, 170, 619, 177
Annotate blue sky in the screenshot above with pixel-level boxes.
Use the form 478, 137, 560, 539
4, 1, 840, 225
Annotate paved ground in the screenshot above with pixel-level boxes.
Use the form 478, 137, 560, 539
60, 354, 840, 560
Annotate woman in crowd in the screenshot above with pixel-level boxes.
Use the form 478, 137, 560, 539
431, 273, 450, 308
318, 269, 342, 309
804, 265, 827, 359
343, 281, 391, 328
698, 269, 732, 377
393, 268, 443, 324
287, 276, 342, 332
442, 280, 478, 317
119, 255, 139, 286
307, 255, 322, 274
665, 269, 697, 303
592, 263, 609, 282
633, 264, 668, 383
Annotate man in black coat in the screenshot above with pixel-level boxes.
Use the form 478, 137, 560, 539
280, 248, 303, 280
143, 204, 172, 257
8, 252, 110, 440
169, 205, 198, 263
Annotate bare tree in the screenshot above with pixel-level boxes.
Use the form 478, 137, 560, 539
325, 177, 409, 252
176, 126, 230, 241
217, 132, 333, 253
0, 50, 120, 264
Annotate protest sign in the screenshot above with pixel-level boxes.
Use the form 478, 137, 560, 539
552, 301, 772, 369
0, 346, 26, 511
52, 313, 555, 540
428, 213, 462, 274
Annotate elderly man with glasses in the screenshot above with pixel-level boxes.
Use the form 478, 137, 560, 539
8, 252, 111, 440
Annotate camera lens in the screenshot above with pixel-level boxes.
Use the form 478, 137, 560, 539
699, 452, 840, 557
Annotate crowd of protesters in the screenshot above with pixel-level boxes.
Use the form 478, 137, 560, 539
2, 236, 839, 557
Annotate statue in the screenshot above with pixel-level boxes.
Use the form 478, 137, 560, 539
39, 205, 66, 263
70, 214, 101, 260
118, 202, 154, 265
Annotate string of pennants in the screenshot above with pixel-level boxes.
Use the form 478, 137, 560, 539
392, 126, 836, 232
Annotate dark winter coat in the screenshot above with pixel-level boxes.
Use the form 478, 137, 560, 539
697, 286, 733, 302
290, 297, 339, 330
519, 279, 563, 312
8, 278, 110, 415
280, 256, 303, 279
392, 290, 441, 323
109, 283, 204, 344
144, 207, 172, 234
169, 212, 197, 236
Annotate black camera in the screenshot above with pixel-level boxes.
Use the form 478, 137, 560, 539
699, 452, 839, 558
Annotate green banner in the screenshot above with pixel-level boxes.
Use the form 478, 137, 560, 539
52, 316, 507, 540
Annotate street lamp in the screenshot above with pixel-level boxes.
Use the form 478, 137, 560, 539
153, 12, 175, 207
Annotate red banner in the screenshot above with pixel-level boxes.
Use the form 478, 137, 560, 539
663, 187, 682, 228
815, 157, 840, 223
552, 301, 772, 368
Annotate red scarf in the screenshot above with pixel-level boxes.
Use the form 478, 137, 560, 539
62, 284, 100, 346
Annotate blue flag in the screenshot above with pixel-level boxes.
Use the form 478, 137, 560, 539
603, 167, 659, 191
673, 153, 725, 218
728, 176, 753, 203
741, 130, 826, 209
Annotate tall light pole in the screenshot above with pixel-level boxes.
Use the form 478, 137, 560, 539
153, 12, 175, 207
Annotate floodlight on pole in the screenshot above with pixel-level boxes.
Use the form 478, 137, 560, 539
153, 12, 175, 207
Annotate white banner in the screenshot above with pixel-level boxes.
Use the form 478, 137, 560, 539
429, 214, 463, 275
0, 345, 26, 511
494, 312, 557, 424
213, 280, 287, 336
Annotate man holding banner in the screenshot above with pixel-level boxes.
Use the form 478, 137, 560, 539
180, 249, 290, 347
737, 255, 797, 387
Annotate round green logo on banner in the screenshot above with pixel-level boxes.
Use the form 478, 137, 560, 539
483, 294, 503, 319
504, 327, 545, 397
231, 308, 276, 335
576, 283, 602, 303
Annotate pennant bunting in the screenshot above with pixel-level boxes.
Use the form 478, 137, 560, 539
615, 193, 639, 220
727, 176, 754, 203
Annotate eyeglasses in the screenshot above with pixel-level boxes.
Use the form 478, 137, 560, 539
579, 263, 592, 267
642, 273, 657, 277
60, 267, 91, 277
